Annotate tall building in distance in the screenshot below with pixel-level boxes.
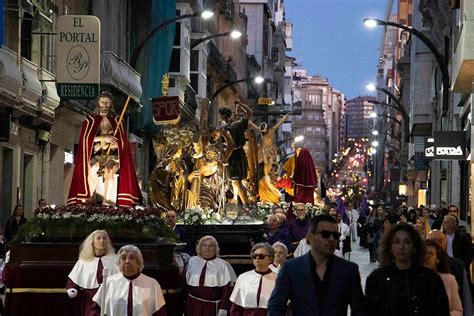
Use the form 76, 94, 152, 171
344, 96, 375, 142
292, 69, 344, 173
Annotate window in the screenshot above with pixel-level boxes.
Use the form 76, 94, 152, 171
316, 91, 323, 105
190, 50, 199, 72
169, 48, 180, 72
190, 73, 199, 93
173, 22, 181, 46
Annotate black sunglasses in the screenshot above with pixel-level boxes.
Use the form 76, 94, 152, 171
251, 253, 270, 260
316, 230, 341, 240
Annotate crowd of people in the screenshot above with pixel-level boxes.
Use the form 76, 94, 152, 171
74, 202, 467, 316
1, 197, 471, 315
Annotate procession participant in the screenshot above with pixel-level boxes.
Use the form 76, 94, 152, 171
230, 243, 277, 315
93, 245, 167, 315
288, 204, 309, 251
263, 214, 289, 249
186, 235, 236, 316
66, 230, 118, 316
270, 242, 288, 273
165, 210, 194, 256
67, 91, 142, 207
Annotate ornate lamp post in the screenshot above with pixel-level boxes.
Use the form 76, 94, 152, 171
364, 18, 450, 115
191, 30, 242, 50
130, 10, 214, 68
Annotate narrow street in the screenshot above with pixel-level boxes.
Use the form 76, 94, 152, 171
345, 238, 377, 290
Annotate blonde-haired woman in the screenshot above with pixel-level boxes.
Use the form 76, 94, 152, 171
66, 230, 118, 315
186, 235, 236, 316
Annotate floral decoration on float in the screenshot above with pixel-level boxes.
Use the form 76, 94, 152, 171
14, 204, 175, 242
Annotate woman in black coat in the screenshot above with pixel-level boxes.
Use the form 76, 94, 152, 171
4, 205, 27, 241
365, 223, 449, 316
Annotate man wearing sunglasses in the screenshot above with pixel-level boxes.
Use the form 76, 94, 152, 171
268, 215, 367, 316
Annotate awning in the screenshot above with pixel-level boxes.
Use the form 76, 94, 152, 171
0, 47, 22, 101
21, 57, 42, 109
101, 51, 142, 103
38, 68, 60, 117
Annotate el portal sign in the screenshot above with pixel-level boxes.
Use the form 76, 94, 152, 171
56, 15, 100, 100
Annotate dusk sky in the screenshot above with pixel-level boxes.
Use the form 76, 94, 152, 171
285, 0, 387, 99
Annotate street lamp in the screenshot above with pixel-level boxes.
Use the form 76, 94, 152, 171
190, 30, 242, 50
372, 113, 402, 126
366, 84, 408, 121
371, 140, 379, 147
294, 135, 304, 143
210, 76, 265, 101
374, 130, 401, 142
130, 9, 214, 68
367, 97, 409, 143
364, 18, 450, 115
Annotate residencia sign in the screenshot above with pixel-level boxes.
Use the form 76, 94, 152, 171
56, 15, 100, 100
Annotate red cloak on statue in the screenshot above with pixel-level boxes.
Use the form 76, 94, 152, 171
293, 148, 317, 204
67, 114, 142, 207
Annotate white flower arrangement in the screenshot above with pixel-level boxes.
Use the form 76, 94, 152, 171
181, 208, 221, 225
256, 202, 274, 222
304, 203, 322, 218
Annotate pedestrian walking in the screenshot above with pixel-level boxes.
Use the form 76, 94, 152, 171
365, 224, 449, 316
267, 214, 367, 315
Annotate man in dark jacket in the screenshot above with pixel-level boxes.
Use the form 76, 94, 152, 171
268, 215, 367, 315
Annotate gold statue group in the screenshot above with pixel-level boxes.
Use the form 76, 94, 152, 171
148, 99, 293, 214
67, 91, 296, 214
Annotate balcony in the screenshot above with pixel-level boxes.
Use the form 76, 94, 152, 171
101, 51, 142, 103
208, 42, 237, 82
452, 2, 474, 93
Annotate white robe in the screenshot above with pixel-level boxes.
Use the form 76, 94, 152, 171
293, 238, 343, 258
68, 255, 118, 289
230, 270, 277, 309
93, 273, 166, 316
186, 256, 236, 287
350, 209, 359, 240
269, 264, 280, 274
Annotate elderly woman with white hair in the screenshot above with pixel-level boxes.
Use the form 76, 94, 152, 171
93, 245, 167, 315
66, 230, 118, 316
270, 242, 288, 273
230, 243, 277, 315
186, 235, 236, 316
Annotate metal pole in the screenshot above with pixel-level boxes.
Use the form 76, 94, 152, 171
130, 12, 200, 68
372, 19, 450, 115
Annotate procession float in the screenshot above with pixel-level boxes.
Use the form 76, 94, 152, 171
4, 87, 336, 315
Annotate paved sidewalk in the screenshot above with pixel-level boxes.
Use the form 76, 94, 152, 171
343, 238, 378, 290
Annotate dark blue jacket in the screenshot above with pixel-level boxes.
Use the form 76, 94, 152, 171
268, 252, 367, 316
